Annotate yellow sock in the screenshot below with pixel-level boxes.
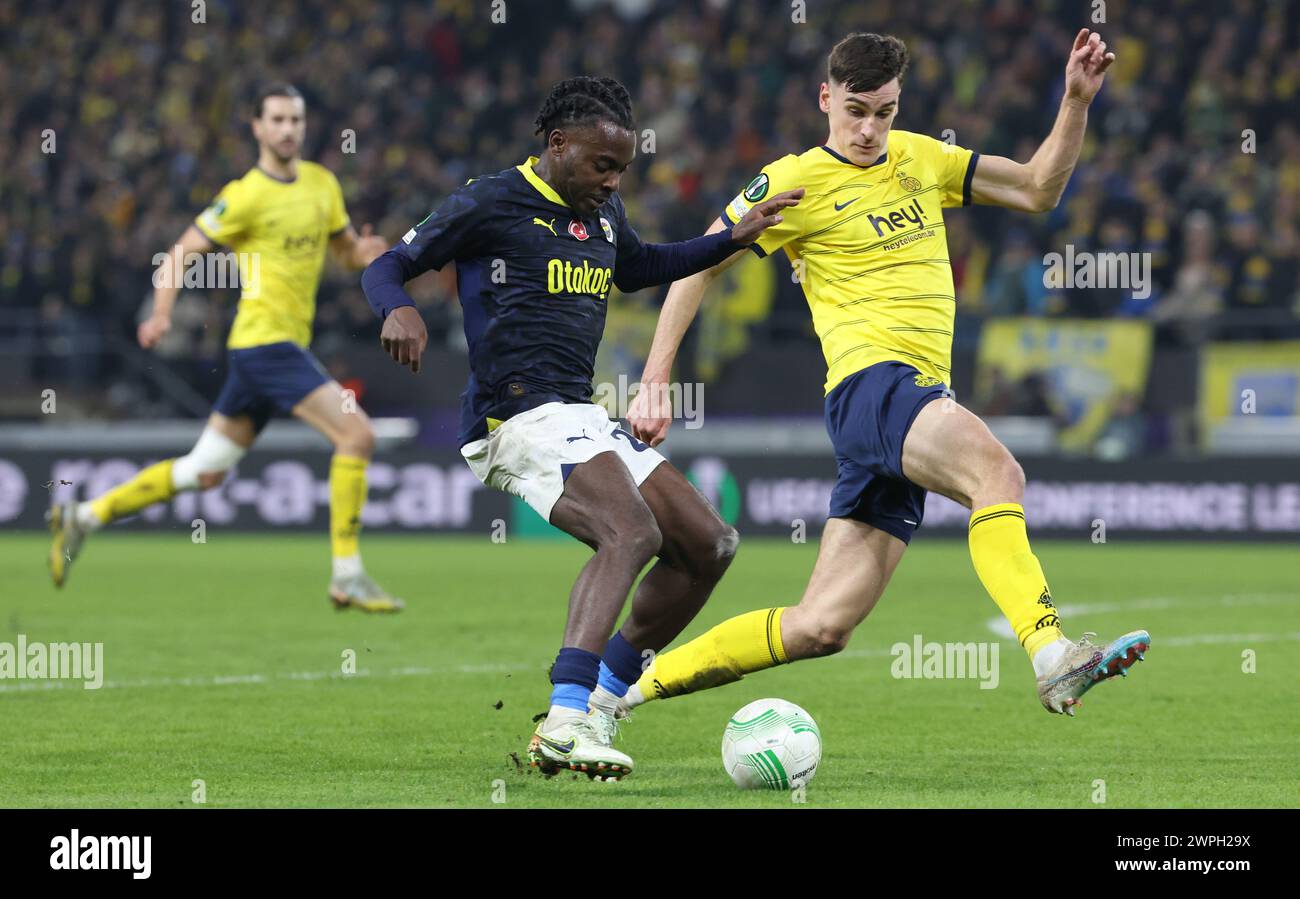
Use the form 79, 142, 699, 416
88, 459, 177, 525
329, 455, 368, 559
636, 608, 787, 701
968, 503, 1063, 658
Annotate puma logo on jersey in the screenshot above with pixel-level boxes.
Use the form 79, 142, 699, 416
533, 217, 557, 237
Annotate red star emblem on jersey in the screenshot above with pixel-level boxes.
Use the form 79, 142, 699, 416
568, 220, 589, 240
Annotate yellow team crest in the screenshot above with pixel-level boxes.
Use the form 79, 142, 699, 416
913, 374, 944, 388
897, 172, 923, 192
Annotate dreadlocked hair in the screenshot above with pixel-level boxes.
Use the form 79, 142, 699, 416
533, 76, 635, 144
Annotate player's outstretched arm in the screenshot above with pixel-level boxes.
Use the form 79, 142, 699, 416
613, 189, 803, 294
970, 28, 1114, 213
140, 225, 213, 349
627, 216, 749, 448
330, 223, 388, 270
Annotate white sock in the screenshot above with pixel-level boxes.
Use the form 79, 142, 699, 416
543, 705, 586, 731
332, 555, 363, 580
1032, 637, 1073, 678
588, 685, 622, 716
624, 683, 646, 708
75, 501, 105, 532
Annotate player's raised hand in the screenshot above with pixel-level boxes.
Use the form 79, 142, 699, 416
354, 224, 388, 268
729, 188, 805, 245
137, 313, 171, 349
628, 379, 674, 447
1064, 28, 1115, 105
380, 305, 427, 373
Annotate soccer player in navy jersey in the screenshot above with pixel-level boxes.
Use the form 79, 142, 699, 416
362, 76, 802, 779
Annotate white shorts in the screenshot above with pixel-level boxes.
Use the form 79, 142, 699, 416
460, 402, 667, 522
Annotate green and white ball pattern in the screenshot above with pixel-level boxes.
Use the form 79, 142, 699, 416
722, 698, 822, 790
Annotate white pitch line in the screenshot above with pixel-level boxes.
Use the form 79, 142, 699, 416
985, 593, 1298, 641
3, 594, 1297, 694
5, 632, 1297, 694
840, 631, 1300, 661
0, 661, 538, 694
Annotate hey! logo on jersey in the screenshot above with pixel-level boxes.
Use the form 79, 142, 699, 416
282, 232, 322, 252
867, 198, 928, 237
547, 258, 612, 300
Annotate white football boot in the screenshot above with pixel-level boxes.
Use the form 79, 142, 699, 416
1038, 630, 1150, 716
527, 715, 633, 781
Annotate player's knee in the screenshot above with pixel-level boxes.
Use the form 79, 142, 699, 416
810, 626, 852, 658
616, 517, 663, 564
796, 615, 852, 658
990, 452, 1025, 502
337, 419, 375, 459
173, 428, 247, 491
683, 523, 739, 578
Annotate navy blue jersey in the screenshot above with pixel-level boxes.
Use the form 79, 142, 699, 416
378, 156, 739, 445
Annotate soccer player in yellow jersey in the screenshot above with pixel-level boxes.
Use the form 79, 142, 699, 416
623, 31, 1150, 717
48, 83, 402, 612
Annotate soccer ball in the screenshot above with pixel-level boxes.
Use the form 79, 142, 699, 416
721, 698, 822, 790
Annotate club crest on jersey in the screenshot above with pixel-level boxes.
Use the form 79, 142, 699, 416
600, 217, 614, 244
568, 220, 589, 240
897, 172, 923, 192
743, 173, 769, 203
913, 374, 944, 388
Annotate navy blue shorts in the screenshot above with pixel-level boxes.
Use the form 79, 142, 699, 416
213, 342, 331, 433
824, 361, 948, 544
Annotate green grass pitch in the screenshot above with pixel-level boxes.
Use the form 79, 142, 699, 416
2, 533, 1296, 808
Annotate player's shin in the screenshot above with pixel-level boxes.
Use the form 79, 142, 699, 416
967, 503, 1068, 672
630, 607, 788, 706
82, 459, 179, 530
329, 454, 368, 578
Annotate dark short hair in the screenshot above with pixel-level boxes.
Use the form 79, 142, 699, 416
828, 33, 909, 94
253, 83, 304, 118
534, 76, 635, 144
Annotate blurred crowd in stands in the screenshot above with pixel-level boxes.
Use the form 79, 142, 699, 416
2, 0, 1298, 429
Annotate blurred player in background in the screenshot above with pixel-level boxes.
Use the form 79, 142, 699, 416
627, 31, 1150, 716
364, 76, 800, 778
48, 83, 403, 613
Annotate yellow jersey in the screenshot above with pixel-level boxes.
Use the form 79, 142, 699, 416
194, 161, 350, 349
722, 131, 977, 393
